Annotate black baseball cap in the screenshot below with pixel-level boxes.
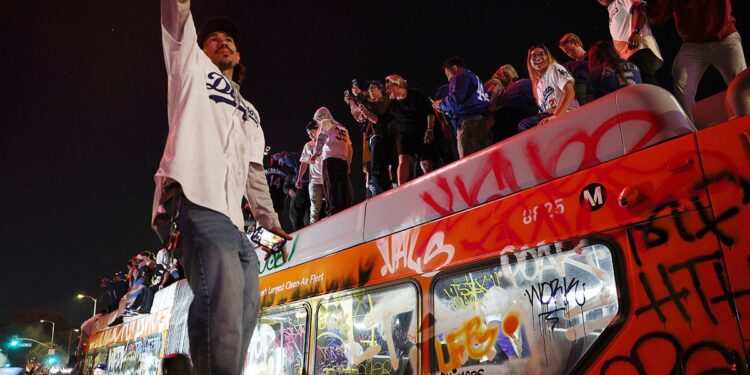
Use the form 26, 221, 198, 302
197, 17, 241, 47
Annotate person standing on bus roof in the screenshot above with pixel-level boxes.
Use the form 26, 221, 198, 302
298, 121, 325, 224
647, 0, 747, 119
384, 75, 437, 185
310, 107, 354, 217
433, 56, 491, 159
598, 0, 663, 86
151, 0, 291, 373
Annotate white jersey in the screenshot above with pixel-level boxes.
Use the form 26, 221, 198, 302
313, 119, 352, 163
300, 141, 324, 185
152, 10, 269, 231
536, 63, 580, 113
607, 0, 663, 63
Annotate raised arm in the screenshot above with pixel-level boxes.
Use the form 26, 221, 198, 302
161, 0, 191, 41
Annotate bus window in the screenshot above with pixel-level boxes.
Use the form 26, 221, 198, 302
106, 343, 126, 374
315, 284, 418, 375
245, 306, 310, 375
432, 242, 620, 374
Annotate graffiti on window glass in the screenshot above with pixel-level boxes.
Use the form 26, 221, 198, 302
316, 285, 418, 374
245, 308, 308, 375
433, 240, 619, 374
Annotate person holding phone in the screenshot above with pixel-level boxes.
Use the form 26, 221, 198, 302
152, 0, 291, 373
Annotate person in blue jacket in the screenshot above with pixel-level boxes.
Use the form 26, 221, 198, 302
433, 56, 491, 158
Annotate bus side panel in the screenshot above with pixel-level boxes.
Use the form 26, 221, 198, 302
589, 217, 747, 374
697, 116, 750, 354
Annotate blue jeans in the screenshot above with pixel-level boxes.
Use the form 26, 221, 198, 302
159, 196, 260, 374
517, 112, 552, 133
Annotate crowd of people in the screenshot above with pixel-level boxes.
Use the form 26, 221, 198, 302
98, 248, 184, 325
259, 0, 746, 233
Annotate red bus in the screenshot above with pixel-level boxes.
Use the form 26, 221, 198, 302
82, 80, 750, 374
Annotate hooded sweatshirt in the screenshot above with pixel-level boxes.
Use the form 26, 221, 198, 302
312, 107, 353, 164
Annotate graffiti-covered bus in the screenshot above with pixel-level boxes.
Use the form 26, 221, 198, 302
81, 80, 750, 374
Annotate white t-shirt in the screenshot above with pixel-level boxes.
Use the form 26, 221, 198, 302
152, 11, 267, 231
313, 119, 352, 163
300, 141, 324, 185
536, 63, 579, 113
607, 0, 663, 63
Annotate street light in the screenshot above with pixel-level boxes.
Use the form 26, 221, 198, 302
40, 319, 56, 347
77, 294, 98, 317
67, 328, 80, 355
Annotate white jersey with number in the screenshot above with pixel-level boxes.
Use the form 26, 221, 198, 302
300, 141, 324, 185
536, 63, 579, 113
314, 119, 352, 163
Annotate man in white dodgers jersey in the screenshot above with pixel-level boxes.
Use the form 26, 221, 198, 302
152, 0, 290, 373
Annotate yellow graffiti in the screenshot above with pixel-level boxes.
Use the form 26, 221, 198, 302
442, 272, 504, 308
434, 316, 499, 373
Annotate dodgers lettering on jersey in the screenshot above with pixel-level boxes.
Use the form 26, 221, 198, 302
206, 72, 259, 124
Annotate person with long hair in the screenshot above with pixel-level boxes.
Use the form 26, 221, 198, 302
517, 44, 579, 132
587, 40, 643, 101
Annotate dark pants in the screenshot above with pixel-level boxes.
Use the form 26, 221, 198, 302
368, 135, 393, 196
289, 184, 310, 231
628, 49, 661, 86
493, 106, 529, 143
517, 112, 552, 133
157, 196, 260, 375
136, 285, 158, 314
323, 157, 352, 216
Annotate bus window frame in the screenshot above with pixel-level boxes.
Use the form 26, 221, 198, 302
312, 279, 422, 375
428, 235, 630, 374
251, 301, 312, 375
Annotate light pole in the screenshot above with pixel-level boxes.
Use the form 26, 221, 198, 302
67, 328, 80, 355
40, 319, 56, 348
77, 294, 98, 317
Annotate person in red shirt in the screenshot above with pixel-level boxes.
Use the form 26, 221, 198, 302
648, 0, 747, 119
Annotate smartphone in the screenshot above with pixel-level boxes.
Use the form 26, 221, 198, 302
250, 227, 287, 252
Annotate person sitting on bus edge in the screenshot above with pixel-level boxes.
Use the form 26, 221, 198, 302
587, 40, 643, 101
310, 107, 353, 217
347, 80, 397, 196
598, 0, 663, 86
647, 0, 747, 119
380, 75, 437, 185
485, 65, 538, 143
298, 121, 325, 224
433, 56, 491, 159
558, 33, 589, 105
517, 44, 579, 132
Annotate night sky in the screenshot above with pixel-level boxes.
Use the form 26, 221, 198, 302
2, 0, 748, 328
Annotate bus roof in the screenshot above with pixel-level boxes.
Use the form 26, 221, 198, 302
265, 84, 695, 276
